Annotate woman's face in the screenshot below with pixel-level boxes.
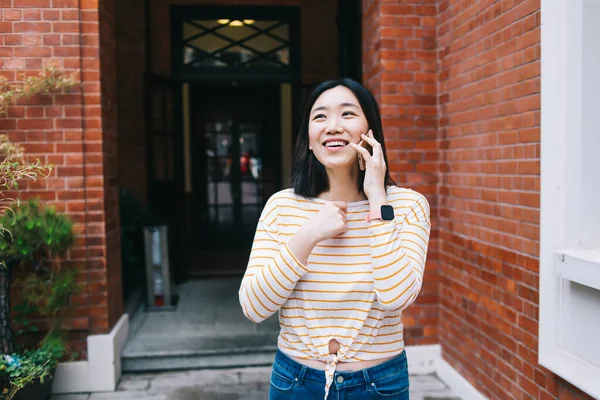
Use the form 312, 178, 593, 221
308, 85, 369, 172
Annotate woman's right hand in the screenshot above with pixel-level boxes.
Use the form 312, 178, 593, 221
304, 201, 349, 243
286, 202, 348, 266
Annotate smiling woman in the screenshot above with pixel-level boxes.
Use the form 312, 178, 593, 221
291, 79, 396, 200
238, 78, 431, 400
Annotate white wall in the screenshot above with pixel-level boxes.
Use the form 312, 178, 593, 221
539, 0, 600, 398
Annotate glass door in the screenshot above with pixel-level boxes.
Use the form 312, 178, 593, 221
203, 119, 265, 243
192, 83, 281, 252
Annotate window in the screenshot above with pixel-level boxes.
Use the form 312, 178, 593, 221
171, 6, 300, 81
182, 20, 290, 69
540, 0, 600, 398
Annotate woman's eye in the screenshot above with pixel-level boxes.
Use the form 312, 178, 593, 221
342, 111, 356, 117
313, 114, 326, 120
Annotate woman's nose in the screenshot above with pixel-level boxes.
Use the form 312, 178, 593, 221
325, 120, 342, 134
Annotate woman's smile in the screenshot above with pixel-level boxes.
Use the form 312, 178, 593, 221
322, 138, 351, 152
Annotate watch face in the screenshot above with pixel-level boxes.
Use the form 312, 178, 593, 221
381, 205, 395, 221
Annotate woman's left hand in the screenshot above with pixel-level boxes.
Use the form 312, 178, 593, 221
349, 130, 387, 202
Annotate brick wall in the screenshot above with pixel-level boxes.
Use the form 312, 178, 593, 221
437, 0, 591, 399
0, 0, 121, 358
362, 0, 439, 346
98, 0, 122, 331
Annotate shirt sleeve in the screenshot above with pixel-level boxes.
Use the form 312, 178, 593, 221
238, 195, 309, 323
369, 192, 431, 311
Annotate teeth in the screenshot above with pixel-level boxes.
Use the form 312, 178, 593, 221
325, 141, 347, 147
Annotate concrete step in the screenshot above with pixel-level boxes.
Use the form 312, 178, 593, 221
122, 345, 277, 372
120, 279, 281, 373
121, 333, 279, 372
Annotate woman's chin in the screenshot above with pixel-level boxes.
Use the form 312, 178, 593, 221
319, 157, 357, 172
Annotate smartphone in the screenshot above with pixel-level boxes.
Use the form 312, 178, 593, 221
357, 135, 373, 171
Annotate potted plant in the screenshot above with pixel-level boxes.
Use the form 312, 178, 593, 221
0, 200, 77, 399
0, 66, 79, 400
0, 348, 55, 400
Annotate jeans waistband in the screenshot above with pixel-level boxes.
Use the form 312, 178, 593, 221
273, 350, 408, 389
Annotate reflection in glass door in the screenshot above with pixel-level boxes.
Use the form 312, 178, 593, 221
192, 83, 280, 253
204, 120, 264, 232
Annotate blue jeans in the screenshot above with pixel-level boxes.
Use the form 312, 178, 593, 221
269, 350, 410, 400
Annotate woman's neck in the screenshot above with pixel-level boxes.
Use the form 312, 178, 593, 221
318, 167, 366, 203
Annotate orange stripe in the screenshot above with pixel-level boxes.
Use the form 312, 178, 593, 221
376, 265, 412, 293
373, 253, 406, 270
381, 278, 415, 306
250, 280, 275, 313
371, 237, 398, 249
309, 260, 371, 266
279, 251, 302, 278
261, 267, 287, 300
282, 306, 372, 313
305, 271, 370, 275
259, 204, 278, 223
242, 302, 256, 323
375, 261, 409, 281
284, 244, 308, 272
281, 315, 366, 323
287, 297, 373, 303
310, 252, 370, 257
294, 289, 373, 294
255, 278, 278, 309
267, 263, 293, 292
273, 259, 295, 286
299, 279, 373, 285
245, 292, 267, 320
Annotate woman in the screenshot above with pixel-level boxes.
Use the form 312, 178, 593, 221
239, 78, 431, 399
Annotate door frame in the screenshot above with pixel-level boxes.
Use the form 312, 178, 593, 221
144, 74, 187, 283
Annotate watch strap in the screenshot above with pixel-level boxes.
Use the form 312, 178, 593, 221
366, 205, 395, 222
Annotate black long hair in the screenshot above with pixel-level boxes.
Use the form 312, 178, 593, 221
290, 78, 396, 198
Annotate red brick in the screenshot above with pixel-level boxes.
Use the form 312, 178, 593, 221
13, 0, 51, 6
4, 10, 23, 21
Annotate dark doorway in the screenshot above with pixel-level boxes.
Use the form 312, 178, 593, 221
188, 83, 282, 276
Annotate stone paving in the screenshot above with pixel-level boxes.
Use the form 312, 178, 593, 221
53, 278, 462, 400
121, 279, 280, 372
51, 366, 461, 400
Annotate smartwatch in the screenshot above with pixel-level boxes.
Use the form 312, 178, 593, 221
366, 205, 395, 222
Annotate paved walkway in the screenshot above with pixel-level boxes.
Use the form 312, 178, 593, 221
53, 278, 461, 399
121, 279, 280, 371
52, 366, 461, 400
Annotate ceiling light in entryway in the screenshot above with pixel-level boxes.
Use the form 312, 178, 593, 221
217, 19, 255, 26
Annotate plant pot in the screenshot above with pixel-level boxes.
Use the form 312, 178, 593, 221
1, 367, 55, 400
13, 373, 54, 400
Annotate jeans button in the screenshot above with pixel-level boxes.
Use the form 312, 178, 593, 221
337, 376, 344, 383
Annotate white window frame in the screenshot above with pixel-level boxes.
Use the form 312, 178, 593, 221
540, 0, 600, 398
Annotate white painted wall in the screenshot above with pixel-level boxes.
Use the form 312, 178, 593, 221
540, 0, 600, 398
52, 314, 129, 393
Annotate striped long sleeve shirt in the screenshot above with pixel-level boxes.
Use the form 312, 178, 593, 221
238, 186, 431, 399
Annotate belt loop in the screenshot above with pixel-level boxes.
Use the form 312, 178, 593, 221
363, 369, 372, 392
296, 365, 307, 387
